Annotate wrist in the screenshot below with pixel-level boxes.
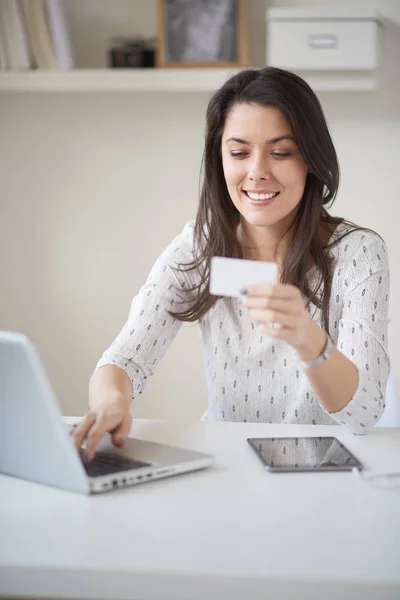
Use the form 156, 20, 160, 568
89, 390, 130, 413
296, 318, 327, 363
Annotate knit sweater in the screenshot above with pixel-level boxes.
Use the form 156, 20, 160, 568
95, 221, 390, 434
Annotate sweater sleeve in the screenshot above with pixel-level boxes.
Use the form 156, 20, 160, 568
94, 222, 198, 400
327, 232, 391, 434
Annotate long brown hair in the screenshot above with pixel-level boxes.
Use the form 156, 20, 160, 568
170, 67, 363, 332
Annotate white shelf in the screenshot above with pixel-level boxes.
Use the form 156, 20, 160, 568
0, 67, 378, 94
0, 68, 243, 93
287, 71, 378, 92
266, 7, 381, 21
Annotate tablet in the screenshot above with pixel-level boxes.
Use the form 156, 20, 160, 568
247, 436, 364, 472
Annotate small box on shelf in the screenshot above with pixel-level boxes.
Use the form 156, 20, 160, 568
266, 7, 383, 91
108, 36, 156, 69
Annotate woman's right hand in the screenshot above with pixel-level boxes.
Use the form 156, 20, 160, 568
70, 396, 132, 462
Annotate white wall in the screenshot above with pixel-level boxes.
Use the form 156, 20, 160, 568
1, 0, 400, 419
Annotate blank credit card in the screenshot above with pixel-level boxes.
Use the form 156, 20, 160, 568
209, 256, 278, 298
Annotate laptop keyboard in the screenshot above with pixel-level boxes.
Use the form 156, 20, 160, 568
79, 449, 151, 478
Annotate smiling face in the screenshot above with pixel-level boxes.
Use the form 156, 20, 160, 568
221, 102, 308, 234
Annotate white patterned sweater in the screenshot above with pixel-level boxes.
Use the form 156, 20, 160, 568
96, 222, 390, 434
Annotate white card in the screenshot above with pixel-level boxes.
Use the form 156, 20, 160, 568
209, 256, 278, 298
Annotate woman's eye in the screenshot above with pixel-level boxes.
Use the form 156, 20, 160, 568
271, 152, 291, 158
229, 150, 292, 159
230, 152, 248, 158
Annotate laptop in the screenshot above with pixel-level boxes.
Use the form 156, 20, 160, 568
0, 331, 214, 495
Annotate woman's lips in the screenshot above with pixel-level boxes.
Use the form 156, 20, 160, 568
244, 191, 279, 206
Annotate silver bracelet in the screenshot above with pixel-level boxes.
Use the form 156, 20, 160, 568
300, 334, 333, 369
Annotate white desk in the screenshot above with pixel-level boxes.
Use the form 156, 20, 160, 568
1, 419, 400, 600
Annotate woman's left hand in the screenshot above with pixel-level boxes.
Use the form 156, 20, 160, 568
241, 282, 313, 351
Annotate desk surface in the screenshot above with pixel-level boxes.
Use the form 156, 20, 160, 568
1, 419, 400, 600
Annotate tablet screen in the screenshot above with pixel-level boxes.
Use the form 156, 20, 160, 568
247, 436, 363, 471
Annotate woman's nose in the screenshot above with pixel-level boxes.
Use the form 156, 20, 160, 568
248, 160, 271, 181
249, 170, 271, 182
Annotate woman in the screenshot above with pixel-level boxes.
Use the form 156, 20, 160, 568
72, 67, 390, 461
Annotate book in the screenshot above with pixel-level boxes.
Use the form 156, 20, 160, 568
0, 13, 7, 69
21, 0, 56, 68
0, 0, 31, 69
45, 0, 74, 69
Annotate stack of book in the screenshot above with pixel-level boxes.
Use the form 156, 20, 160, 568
0, 0, 74, 70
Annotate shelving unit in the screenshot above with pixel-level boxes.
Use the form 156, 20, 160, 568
0, 68, 243, 93
0, 67, 379, 93
0, 3, 382, 93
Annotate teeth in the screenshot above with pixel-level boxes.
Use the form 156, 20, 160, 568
246, 192, 278, 201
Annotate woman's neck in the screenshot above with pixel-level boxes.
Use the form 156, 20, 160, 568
238, 221, 295, 264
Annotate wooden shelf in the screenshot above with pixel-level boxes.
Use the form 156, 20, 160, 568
0, 68, 243, 93
0, 68, 378, 93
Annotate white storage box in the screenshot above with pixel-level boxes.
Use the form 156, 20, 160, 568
266, 7, 382, 72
